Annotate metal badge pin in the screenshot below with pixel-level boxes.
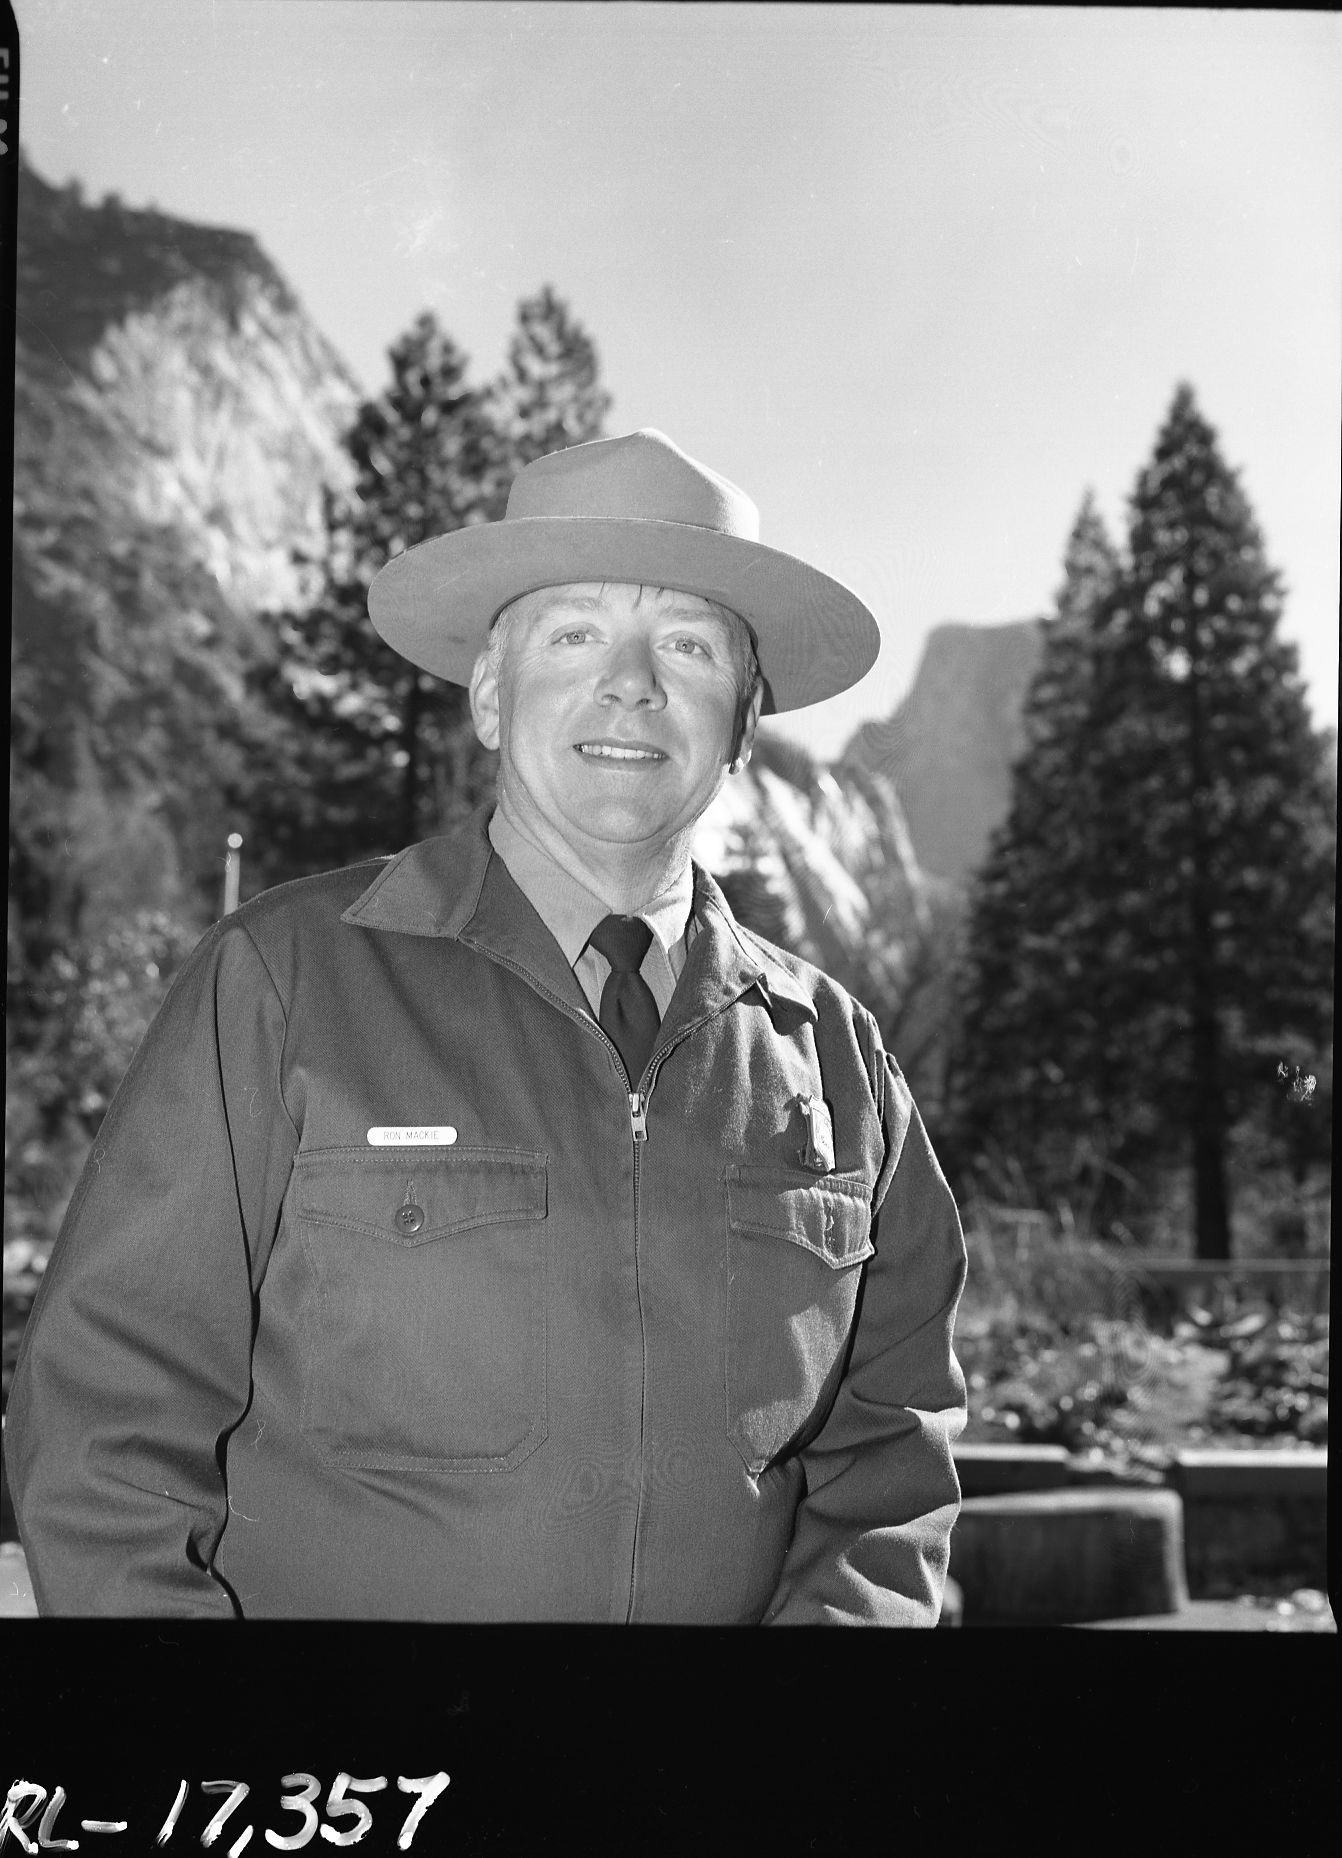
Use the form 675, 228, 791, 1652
796, 1093, 835, 1174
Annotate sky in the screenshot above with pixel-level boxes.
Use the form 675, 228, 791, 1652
12, 1, 1341, 758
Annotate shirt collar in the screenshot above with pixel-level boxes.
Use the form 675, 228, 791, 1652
487, 808, 696, 966
339, 806, 817, 1027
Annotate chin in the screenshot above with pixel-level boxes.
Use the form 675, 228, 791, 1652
567, 788, 700, 838
568, 811, 679, 846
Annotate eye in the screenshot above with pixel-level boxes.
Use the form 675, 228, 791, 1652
669, 634, 711, 657
554, 626, 592, 645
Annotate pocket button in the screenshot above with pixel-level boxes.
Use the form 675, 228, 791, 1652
395, 1203, 426, 1235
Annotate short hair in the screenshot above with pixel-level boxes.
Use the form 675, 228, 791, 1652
486, 583, 761, 712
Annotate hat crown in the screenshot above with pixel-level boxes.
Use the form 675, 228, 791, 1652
505, 428, 760, 542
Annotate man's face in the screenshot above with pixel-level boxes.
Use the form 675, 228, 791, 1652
470, 581, 762, 863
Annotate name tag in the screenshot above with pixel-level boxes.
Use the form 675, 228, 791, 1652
367, 1126, 458, 1146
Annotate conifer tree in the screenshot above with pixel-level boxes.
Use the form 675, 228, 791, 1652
487, 285, 612, 468
237, 312, 497, 879
951, 387, 1335, 1257
949, 493, 1124, 1214
1096, 385, 1334, 1257
242, 290, 611, 885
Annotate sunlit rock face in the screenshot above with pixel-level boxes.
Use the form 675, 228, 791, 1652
842, 619, 1044, 887
13, 152, 360, 638
11, 153, 362, 919
693, 729, 937, 978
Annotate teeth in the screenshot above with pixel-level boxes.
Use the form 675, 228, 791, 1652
579, 744, 662, 760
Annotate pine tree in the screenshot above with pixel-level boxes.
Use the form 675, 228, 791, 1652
243, 291, 611, 887
951, 387, 1336, 1258
238, 312, 500, 881
949, 493, 1125, 1215
487, 285, 612, 470
1099, 384, 1334, 1257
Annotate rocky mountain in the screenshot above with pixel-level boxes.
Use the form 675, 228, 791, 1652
14, 153, 360, 628
11, 153, 362, 926
841, 618, 1044, 886
692, 733, 958, 1105
694, 727, 934, 943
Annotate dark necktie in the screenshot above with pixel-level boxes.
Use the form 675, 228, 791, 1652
588, 914, 661, 1085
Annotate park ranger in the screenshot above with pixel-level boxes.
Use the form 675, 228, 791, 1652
9, 428, 967, 1622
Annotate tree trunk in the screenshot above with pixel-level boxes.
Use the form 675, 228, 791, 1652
1185, 641, 1232, 1260
1190, 1005, 1232, 1259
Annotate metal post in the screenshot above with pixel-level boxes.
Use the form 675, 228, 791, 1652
222, 832, 243, 917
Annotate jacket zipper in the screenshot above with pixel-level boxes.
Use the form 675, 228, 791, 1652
454, 940, 658, 1620
624, 1070, 653, 1622
458, 936, 757, 1623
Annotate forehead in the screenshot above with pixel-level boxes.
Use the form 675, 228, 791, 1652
519, 582, 737, 629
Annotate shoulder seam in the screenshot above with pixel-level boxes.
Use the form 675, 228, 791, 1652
234, 917, 301, 1147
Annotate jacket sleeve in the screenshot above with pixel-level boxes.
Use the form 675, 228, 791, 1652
762, 1051, 967, 1626
6, 918, 300, 1616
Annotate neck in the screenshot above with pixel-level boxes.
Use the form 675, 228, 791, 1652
494, 790, 692, 914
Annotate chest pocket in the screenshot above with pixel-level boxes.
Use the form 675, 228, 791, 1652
724, 1166, 875, 1475
293, 1147, 548, 1471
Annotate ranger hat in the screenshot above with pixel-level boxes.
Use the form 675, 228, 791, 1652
367, 428, 881, 714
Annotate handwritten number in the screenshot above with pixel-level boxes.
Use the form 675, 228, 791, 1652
318, 1775, 387, 1848
394, 1775, 450, 1851
0, 1770, 448, 1857
157, 1780, 190, 1845
200, 1783, 251, 1849
263, 1776, 320, 1852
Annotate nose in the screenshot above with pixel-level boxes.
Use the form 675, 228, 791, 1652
596, 634, 667, 710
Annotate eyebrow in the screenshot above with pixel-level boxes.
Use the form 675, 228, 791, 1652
653, 603, 735, 629
542, 592, 734, 630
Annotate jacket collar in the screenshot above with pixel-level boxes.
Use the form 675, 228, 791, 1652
340, 807, 817, 1028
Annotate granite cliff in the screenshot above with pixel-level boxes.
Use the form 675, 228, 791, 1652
11, 154, 361, 924
14, 154, 360, 630
842, 618, 1044, 886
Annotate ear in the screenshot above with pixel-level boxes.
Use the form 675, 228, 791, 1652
730, 681, 765, 772
469, 649, 501, 751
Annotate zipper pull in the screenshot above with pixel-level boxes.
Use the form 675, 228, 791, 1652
629, 1092, 648, 1143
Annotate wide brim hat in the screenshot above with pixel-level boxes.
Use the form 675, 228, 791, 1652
367, 428, 881, 714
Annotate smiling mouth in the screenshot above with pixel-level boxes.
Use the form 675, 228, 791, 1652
575, 742, 668, 763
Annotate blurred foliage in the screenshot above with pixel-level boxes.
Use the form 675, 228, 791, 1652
5, 910, 203, 1405
1205, 1313, 1329, 1443
960, 1311, 1329, 1468
947, 386, 1336, 1256
6, 909, 202, 1237
956, 1203, 1329, 1474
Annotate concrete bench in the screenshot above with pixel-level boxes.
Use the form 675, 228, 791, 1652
950, 1488, 1187, 1624
954, 1442, 1071, 1497
1170, 1449, 1327, 1595
1170, 1448, 1326, 1498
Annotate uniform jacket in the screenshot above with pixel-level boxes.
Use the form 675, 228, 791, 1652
8, 810, 967, 1622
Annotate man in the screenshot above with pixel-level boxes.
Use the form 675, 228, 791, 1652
8, 429, 966, 1623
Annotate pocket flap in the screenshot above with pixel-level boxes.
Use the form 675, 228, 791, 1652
294, 1147, 547, 1245
726, 1167, 874, 1268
